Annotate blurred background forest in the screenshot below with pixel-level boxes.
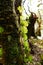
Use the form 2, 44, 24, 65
0, 0, 43, 65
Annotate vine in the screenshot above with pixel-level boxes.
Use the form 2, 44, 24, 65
17, 6, 33, 64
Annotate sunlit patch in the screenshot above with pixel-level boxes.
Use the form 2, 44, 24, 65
22, 0, 43, 15
22, 0, 39, 15
22, 0, 43, 40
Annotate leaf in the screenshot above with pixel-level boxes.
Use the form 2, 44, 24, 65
24, 55, 33, 63
17, 6, 23, 13
23, 34, 28, 41
23, 41, 29, 51
20, 16, 26, 20
24, 57, 28, 62
28, 55, 33, 62
20, 26, 28, 34
24, 41, 28, 47
20, 20, 28, 27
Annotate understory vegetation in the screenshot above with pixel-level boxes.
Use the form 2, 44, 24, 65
0, 0, 43, 65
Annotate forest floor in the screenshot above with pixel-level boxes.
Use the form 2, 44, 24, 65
28, 37, 43, 65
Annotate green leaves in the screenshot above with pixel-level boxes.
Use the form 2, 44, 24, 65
17, 6, 23, 13
23, 34, 28, 41
20, 16, 27, 20
20, 26, 28, 34
23, 40, 30, 52
24, 41, 28, 48
0, 26, 4, 33
0, 48, 3, 57
24, 55, 33, 63
28, 55, 33, 62
20, 20, 28, 27
17, 6, 33, 64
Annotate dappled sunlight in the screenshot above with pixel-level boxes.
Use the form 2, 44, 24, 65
22, 0, 43, 40
0, 0, 43, 65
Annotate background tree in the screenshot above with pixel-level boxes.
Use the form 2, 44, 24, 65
0, 0, 21, 65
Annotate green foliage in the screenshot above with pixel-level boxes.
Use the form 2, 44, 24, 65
28, 55, 33, 62
0, 48, 3, 57
20, 26, 28, 34
24, 55, 32, 63
0, 26, 4, 33
20, 15, 27, 20
0, 1, 43, 65
23, 34, 28, 41
40, 54, 43, 60
18, 6, 33, 64
17, 6, 23, 13
0, 2, 33, 65
23, 41, 29, 50
20, 20, 28, 27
